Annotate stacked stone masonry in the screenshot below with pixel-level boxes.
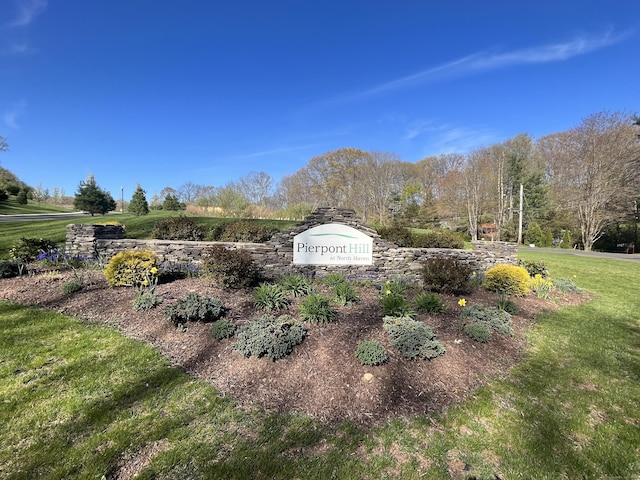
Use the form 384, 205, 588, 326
65, 208, 517, 284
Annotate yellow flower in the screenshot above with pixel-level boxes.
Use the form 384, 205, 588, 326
150, 267, 158, 275
385, 280, 391, 285
385, 290, 391, 295
142, 280, 149, 286
458, 298, 466, 307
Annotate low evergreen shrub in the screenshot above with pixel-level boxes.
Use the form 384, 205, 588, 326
0, 260, 27, 278
376, 225, 413, 247
103, 250, 159, 287
518, 259, 549, 278
411, 230, 464, 249
464, 322, 492, 343
233, 314, 306, 361
355, 340, 388, 366
253, 283, 290, 312
458, 304, 514, 337
421, 257, 472, 294
151, 216, 205, 241
9, 237, 58, 262
299, 294, 337, 324
164, 293, 226, 325
414, 291, 445, 314
211, 318, 236, 340
484, 264, 530, 297
383, 316, 445, 360
133, 291, 162, 311
201, 245, 262, 289
552, 277, 583, 294
60, 280, 84, 294
218, 221, 278, 243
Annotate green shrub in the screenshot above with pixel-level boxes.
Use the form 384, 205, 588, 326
553, 277, 583, 294
60, 280, 84, 294
355, 340, 388, 366
464, 322, 492, 343
333, 282, 360, 306
380, 292, 415, 318
0, 259, 28, 278
253, 283, 290, 312
9, 237, 58, 262
383, 316, 445, 360
299, 294, 338, 324
561, 230, 572, 249
414, 291, 445, 314
233, 314, 306, 361
279, 274, 313, 297
321, 272, 348, 287
164, 293, 226, 325
151, 216, 204, 241
421, 257, 472, 294
411, 230, 464, 249
103, 250, 159, 287
218, 221, 278, 243
484, 264, 530, 296
518, 259, 549, 278
458, 304, 514, 337
133, 291, 162, 311
201, 245, 262, 289
376, 225, 414, 247
211, 318, 236, 340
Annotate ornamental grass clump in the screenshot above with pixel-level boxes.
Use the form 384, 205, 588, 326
333, 281, 360, 306
414, 291, 445, 314
279, 274, 313, 297
484, 264, 530, 297
355, 340, 389, 366
253, 283, 290, 312
233, 315, 306, 361
383, 316, 445, 360
299, 294, 337, 324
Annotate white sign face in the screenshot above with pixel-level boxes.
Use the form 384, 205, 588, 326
293, 223, 373, 265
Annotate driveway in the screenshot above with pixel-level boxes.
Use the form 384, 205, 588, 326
519, 246, 640, 263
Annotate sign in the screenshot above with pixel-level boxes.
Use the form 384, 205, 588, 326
293, 223, 373, 265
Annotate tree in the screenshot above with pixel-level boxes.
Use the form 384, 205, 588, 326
0, 135, 7, 155
16, 188, 28, 205
238, 171, 273, 207
163, 193, 184, 211
73, 174, 116, 216
128, 184, 149, 216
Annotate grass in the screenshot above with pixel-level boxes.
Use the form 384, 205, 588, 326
1, 252, 638, 478
0, 197, 73, 215
0, 212, 296, 259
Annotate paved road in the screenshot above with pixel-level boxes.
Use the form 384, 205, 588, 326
519, 246, 640, 262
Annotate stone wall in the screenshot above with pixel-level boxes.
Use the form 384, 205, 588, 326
65, 208, 517, 283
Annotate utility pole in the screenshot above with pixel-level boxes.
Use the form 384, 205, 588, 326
121, 186, 124, 214
517, 183, 523, 244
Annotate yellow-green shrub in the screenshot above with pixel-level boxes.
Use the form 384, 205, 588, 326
484, 264, 530, 296
104, 250, 158, 287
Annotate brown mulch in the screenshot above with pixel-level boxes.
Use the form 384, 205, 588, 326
0, 268, 585, 427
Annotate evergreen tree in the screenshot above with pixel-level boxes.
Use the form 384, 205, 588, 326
525, 221, 544, 246
561, 230, 572, 249
163, 193, 184, 211
128, 184, 149, 216
73, 174, 116, 216
16, 188, 28, 205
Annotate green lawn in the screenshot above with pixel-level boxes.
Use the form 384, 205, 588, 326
0, 252, 638, 478
0, 198, 73, 215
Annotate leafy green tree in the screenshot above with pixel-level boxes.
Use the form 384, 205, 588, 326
162, 193, 184, 211
73, 174, 116, 216
128, 184, 149, 216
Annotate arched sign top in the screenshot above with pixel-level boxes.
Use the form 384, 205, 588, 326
293, 223, 373, 265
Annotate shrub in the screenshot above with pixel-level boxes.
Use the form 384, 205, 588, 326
299, 294, 337, 324
484, 264, 530, 297
103, 250, 159, 287
458, 304, 514, 337
355, 340, 388, 366
279, 274, 313, 297
376, 225, 414, 247
151, 216, 204, 241
464, 322, 492, 343
133, 291, 162, 311
411, 230, 464, 249
421, 257, 472, 294
9, 237, 58, 262
383, 316, 445, 360
60, 280, 84, 294
211, 318, 236, 340
218, 221, 278, 243
201, 245, 262, 289
164, 293, 226, 325
253, 283, 290, 312
233, 314, 306, 361
333, 281, 360, 306
553, 277, 583, 294
414, 292, 445, 314
380, 292, 415, 318
518, 259, 549, 278
0, 260, 27, 278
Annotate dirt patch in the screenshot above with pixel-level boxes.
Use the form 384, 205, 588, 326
0, 268, 584, 427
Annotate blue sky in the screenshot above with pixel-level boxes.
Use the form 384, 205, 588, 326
1, 1, 638, 201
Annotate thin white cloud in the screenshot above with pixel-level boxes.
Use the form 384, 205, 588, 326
229, 143, 318, 160
353, 29, 631, 100
8, 0, 48, 27
3, 100, 27, 129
